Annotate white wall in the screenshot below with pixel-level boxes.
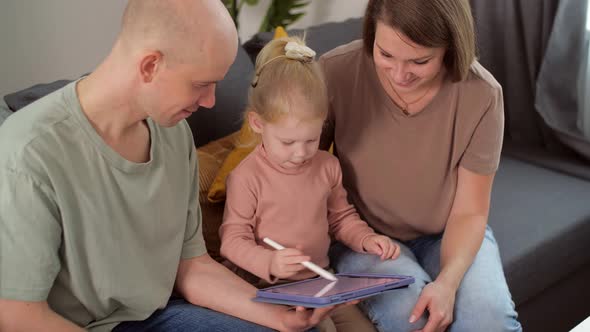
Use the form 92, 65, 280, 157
237, 0, 368, 41
0, 1, 126, 97
0, 0, 367, 97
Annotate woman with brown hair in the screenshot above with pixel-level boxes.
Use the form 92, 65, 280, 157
320, 0, 522, 331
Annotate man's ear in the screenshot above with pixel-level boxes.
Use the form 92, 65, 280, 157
247, 111, 264, 134
139, 51, 163, 83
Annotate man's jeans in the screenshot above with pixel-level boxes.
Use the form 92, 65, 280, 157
114, 297, 273, 332
329, 226, 523, 332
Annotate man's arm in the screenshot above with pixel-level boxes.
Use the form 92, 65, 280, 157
175, 253, 335, 332
0, 299, 84, 332
0, 171, 71, 330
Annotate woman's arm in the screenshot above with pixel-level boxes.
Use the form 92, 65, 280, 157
437, 166, 494, 290
410, 166, 495, 332
326, 157, 377, 252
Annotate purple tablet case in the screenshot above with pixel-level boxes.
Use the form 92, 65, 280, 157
253, 273, 414, 308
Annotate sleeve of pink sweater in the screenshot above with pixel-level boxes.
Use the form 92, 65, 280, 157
219, 171, 277, 283
326, 156, 376, 252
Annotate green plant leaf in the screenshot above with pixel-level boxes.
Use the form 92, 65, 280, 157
222, 0, 264, 30
259, 0, 310, 32
291, 3, 308, 9
222, 0, 239, 28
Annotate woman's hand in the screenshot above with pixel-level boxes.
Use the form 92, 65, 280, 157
410, 281, 456, 332
362, 235, 401, 260
269, 247, 310, 279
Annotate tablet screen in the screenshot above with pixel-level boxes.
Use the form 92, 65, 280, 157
266, 276, 403, 297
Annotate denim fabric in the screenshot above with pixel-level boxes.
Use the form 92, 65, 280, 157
113, 297, 274, 332
329, 226, 522, 332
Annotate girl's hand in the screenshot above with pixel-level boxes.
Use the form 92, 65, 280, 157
269, 247, 310, 279
362, 235, 401, 260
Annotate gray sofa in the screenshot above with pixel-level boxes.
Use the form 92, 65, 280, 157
2, 17, 589, 332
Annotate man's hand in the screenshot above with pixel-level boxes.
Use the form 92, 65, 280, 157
409, 281, 456, 332
278, 301, 359, 332
269, 247, 311, 279
177, 254, 355, 331
362, 235, 400, 260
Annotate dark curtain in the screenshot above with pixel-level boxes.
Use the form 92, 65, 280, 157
536, 0, 590, 160
470, 0, 590, 180
469, 0, 560, 148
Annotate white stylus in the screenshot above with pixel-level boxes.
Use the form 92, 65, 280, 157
313, 280, 338, 297
262, 237, 338, 282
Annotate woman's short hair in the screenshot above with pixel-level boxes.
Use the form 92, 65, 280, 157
363, 0, 476, 82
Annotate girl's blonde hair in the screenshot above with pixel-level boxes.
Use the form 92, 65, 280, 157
248, 36, 328, 123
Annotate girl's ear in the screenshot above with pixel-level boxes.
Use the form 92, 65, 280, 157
247, 111, 264, 134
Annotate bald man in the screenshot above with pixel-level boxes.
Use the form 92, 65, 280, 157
0, 1, 338, 331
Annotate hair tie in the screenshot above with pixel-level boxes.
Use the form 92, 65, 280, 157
284, 41, 316, 62
251, 42, 317, 88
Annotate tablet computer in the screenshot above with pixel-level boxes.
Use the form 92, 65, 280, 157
253, 273, 414, 308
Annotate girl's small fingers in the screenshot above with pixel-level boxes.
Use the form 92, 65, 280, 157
368, 242, 379, 253
281, 248, 305, 257
393, 245, 401, 259
280, 254, 308, 264
385, 243, 393, 259
286, 264, 307, 273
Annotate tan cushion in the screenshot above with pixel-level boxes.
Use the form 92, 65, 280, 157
206, 121, 257, 203
205, 28, 291, 203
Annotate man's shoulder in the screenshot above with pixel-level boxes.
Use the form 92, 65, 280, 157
0, 86, 75, 172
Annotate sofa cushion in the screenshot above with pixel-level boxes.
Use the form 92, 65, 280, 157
205, 27, 292, 204
489, 154, 590, 305
0, 100, 11, 127
4, 80, 71, 111
207, 121, 257, 203
243, 18, 363, 62
196, 133, 238, 261
187, 45, 253, 147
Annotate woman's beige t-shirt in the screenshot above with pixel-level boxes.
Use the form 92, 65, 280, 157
320, 40, 504, 241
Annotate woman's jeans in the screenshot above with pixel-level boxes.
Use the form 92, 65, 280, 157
329, 226, 523, 332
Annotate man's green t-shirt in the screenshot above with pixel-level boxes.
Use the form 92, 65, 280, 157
0, 81, 206, 331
